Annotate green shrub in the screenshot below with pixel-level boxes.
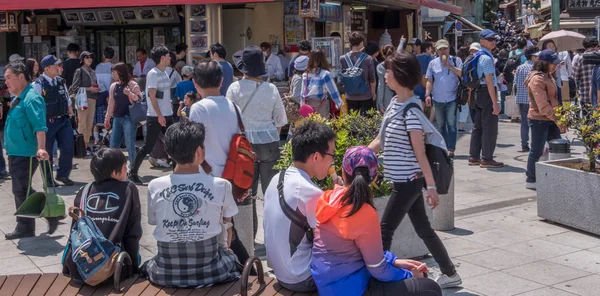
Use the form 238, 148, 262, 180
276, 110, 393, 197
555, 103, 600, 171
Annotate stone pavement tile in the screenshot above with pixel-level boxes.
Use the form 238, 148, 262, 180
502, 220, 570, 239
453, 259, 495, 280
461, 228, 532, 248
515, 287, 578, 296
20, 236, 69, 268
497, 202, 542, 221
441, 238, 493, 257
462, 271, 544, 296
0, 256, 39, 274
548, 250, 600, 274
504, 260, 590, 286
586, 246, 600, 254
541, 231, 600, 249
139, 245, 156, 263
457, 249, 537, 271
39, 264, 64, 273
442, 287, 485, 296
502, 239, 581, 260
552, 274, 600, 296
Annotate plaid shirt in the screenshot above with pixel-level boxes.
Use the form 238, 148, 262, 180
573, 50, 596, 104
301, 68, 343, 108
515, 61, 534, 104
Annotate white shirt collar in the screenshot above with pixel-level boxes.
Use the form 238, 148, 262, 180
42, 73, 56, 85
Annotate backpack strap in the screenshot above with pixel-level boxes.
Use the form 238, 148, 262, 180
343, 53, 354, 68
354, 53, 368, 68
401, 102, 423, 148
233, 102, 246, 134
68, 182, 94, 221
241, 82, 263, 113
277, 169, 314, 243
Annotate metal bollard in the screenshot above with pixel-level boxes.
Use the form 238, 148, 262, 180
548, 138, 572, 160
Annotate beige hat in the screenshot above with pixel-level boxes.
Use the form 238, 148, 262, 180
435, 39, 450, 50
470, 42, 481, 51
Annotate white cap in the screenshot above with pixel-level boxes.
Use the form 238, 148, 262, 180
469, 43, 481, 51
9, 54, 24, 62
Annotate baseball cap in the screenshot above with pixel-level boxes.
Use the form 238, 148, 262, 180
9, 54, 24, 62
479, 29, 498, 40
469, 43, 481, 51
40, 55, 63, 69
294, 55, 309, 71
538, 50, 561, 64
532, 51, 541, 57
79, 51, 94, 65
435, 39, 450, 50
408, 38, 422, 46
342, 146, 379, 181
181, 66, 194, 77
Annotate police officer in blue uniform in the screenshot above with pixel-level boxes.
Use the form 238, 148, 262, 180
33, 55, 75, 186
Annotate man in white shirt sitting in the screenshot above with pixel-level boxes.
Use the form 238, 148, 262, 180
133, 48, 156, 78
263, 121, 336, 292
260, 42, 284, 81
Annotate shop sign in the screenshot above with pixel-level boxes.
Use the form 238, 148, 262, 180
0, 12, 7, 32
299, 0, 320, 18
316, 4, 342, 23
567, 0, 600, 10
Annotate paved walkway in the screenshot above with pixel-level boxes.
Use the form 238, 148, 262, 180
0, 120, 598, 296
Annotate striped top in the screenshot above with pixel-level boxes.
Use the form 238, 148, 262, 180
383, 101, 423, 183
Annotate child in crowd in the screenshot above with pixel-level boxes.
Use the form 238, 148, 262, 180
142, 120, 241, 288
62, 148, 142, 280
311, 146, 441, 296
177, 91, 200, 120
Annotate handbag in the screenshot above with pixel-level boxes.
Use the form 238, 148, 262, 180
75, 87, 88, 111
15, 159, 65, 218
127, 84, 148, 123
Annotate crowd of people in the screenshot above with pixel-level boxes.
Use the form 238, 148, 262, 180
2, 24, 599, 295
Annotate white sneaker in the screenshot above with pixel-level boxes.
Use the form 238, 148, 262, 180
526, 182, 537, 190
436, 273, 462, 289
156, 158, 171, 168
148, 157, 158, 167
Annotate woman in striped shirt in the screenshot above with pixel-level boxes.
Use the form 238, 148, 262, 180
368, 52, 462, 289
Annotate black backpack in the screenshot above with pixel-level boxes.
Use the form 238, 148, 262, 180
402, 103, 454, 195
583, 51, 600, 65
502, 52, 525, 84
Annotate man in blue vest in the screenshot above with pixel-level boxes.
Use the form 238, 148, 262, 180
3, 61, 56, 240
32, 55, 75, 187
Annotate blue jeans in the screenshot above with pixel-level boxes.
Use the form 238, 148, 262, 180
0, 139, 6, 172
500, 91, 507, 114
526, 120, 561, 183
433, 100, 458, 151
519, 103, 530, 148
109, 115, 137, 167
42, 117, 74, 182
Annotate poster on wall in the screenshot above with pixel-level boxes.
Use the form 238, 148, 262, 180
190, 35, 208, 50
126, 46, 137, 65
284, 2, 305, 50
316, 4, 342, 23
0, 12, 7, 32
8, 12, 17, 32
299, 0, 319, 18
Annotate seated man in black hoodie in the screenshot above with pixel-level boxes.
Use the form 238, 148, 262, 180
62, 148, 142, 280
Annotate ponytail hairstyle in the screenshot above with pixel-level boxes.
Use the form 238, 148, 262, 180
341, 166, 374, 218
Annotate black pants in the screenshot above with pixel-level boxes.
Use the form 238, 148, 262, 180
131, 116, 174, 175
380, 179, 455, 276
363, 277, 442, 296
42, 117, 74, 183
347, 98, 376, 116
469, 88, 499, 161
250, 141, 281, 238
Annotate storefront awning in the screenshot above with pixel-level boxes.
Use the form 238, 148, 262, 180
0, 0, 271, 10
420, 0, 462, 15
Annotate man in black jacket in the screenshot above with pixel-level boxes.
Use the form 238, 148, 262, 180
61, 43, 81, 88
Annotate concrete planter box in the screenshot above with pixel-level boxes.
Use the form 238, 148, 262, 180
537, 158, 600, 236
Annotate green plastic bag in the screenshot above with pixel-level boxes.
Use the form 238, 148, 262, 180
15, 158, 65, 218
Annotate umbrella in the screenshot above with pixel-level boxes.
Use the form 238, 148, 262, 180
540, 30, 586, 51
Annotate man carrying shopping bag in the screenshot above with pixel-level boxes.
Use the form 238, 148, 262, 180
3, 61, 58, 240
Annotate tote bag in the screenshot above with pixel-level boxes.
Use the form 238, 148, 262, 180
15, 159, 65, 218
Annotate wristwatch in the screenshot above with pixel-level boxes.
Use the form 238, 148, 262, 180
426, 185, 437, 191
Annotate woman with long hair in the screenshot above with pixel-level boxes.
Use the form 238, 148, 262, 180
524, 50, 567, 190
311, 146, 441, 296
104, 62, 142, 168
71, 51, 100, 151
368, 52, 462, 289
376, 44, 396, 113
26, 58, 40, 80
301, 50, 343, 118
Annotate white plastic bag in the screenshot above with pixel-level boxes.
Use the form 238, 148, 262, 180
75, 87, 88, 111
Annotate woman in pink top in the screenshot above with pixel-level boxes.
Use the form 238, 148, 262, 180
311, 146, 442, 296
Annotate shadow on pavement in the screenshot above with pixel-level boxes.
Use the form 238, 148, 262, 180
440, 228, 474, 237
485, 164, 526, 173
17, 234, 65, 256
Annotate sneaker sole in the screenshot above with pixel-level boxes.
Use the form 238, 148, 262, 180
480, 164, 505, 168
440, 279, 463, 289
468, 162, 481, 166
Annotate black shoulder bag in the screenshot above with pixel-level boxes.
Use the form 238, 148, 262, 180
277, 169, 314, 243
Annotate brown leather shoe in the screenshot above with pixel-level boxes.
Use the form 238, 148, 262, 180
480, 160, 505, 168
468, 158, 481, 166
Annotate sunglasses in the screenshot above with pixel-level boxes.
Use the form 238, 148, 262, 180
84, 56, 93, 60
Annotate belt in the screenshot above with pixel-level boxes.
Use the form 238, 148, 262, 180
48, 115, 67, 123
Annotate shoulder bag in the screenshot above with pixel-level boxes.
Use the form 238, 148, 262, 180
277, 169, 314, 243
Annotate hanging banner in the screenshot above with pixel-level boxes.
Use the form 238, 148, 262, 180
284, 2, 305, 50
299, 0, 319, 18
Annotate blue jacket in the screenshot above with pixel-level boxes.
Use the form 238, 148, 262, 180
4, 84, 47, 157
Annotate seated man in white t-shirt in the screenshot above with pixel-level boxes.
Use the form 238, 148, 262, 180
144, 120, 241, 288
263, 121, 336, 292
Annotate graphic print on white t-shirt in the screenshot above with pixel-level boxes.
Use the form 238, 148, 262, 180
147, 173, 238, 243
